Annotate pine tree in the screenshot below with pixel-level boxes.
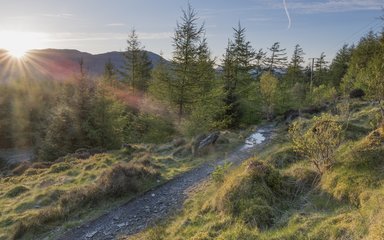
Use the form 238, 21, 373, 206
123, 29, 152, 93
171, 3, 206, 119
265, 42, 288, 72
220, 24, 256, 127
328, 44, 353, 88
149, 53, 173, 103
314, 52, 328, 86
103, 59, 116, 87
285, 44, 305, 86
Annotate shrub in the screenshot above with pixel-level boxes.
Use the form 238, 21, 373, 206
212, 162, 232, 183
289, 114, 342, 175
349, 88, 365, 99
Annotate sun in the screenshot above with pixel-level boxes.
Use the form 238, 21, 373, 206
0, 31, 45, 59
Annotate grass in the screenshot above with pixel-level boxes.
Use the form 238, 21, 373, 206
127, 101, 384, 240
0, 131, 243, 240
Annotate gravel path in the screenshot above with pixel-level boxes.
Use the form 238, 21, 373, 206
57, 125, 275, 240
0, 148, 33, 165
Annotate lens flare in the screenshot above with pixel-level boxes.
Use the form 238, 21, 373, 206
0, 31, 46, 58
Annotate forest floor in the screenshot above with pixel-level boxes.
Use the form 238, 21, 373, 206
56, 124, 276, 240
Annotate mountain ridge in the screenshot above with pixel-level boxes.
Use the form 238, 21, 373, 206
0, 48, 164, 82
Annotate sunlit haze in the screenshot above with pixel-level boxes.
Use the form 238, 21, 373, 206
0, 31, 47, 58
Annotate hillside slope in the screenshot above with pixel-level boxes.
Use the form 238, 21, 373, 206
128, 100, 384, 240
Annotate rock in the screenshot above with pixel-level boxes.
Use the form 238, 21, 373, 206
191, 132, 220, 156
155, 144, 173, 153
116, 223, 126, 228
86, 230, 98, 238
172, 138, 186, 147
198, 132, 219, 150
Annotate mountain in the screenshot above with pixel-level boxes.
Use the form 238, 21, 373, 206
0, 49, 164, 82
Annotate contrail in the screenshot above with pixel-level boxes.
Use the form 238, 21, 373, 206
283, 0, 291, 29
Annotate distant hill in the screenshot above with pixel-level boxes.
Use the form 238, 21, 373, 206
0, 49, 164, 82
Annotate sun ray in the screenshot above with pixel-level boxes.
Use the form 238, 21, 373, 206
0, 31, 46, 59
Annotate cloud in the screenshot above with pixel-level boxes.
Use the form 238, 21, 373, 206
283, 0, 292, 29
42, 13, 74, 18
273, 0, 383, 13
44, 32, 172, 42
106, 23, 125, 27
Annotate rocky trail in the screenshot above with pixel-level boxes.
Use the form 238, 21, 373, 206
0, 148, 33, 165
57, 125, 275, 240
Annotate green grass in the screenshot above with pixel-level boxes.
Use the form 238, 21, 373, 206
127, 101, 384, 240
0, 131, 243, 240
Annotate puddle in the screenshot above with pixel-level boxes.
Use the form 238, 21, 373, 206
241, 130, 266, 150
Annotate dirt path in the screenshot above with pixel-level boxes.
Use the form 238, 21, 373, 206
0, 148, 33, 165
57, 125, 275, 240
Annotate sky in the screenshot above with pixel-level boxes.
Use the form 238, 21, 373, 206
0, 0, 382, 63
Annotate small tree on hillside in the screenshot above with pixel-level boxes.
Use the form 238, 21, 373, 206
259, 72, 278, 120
265, 42, 287, 73
289, 114, 342, 175
123, 29, 152, 93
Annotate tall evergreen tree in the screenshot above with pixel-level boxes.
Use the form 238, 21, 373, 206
285, 44, 305, 86
171, 4, 209, 119
314, 52, 328, 86
123, 29, 152, 93
221, 23, 256, 127
265, 42, 288, 72
103, 59, 116, 87
342, 31, 380, 92
327, 44, 353, 88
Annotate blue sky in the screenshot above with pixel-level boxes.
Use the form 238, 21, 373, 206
0, 0, 382, 63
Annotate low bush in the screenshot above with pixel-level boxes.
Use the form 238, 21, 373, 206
349, 88, 365, 99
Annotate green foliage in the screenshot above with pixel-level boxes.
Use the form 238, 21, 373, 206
327, 44, 353, 88
259, 72, 278, 119
309, 84, 337, 105
123, 29, 152, 92
265, 42, 288, 72
212, 161, 232, 183
289, 113, 343, 174
171, 4, 213, 118
342, 31, 380, 93
220, 24, 257, 127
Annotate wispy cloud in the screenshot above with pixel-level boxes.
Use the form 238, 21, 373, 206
105, 23, 125, 27
270, 0, 383, 13
42, 13, 74, 18
44, 32, 172, 42
246, 17, 272, 22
